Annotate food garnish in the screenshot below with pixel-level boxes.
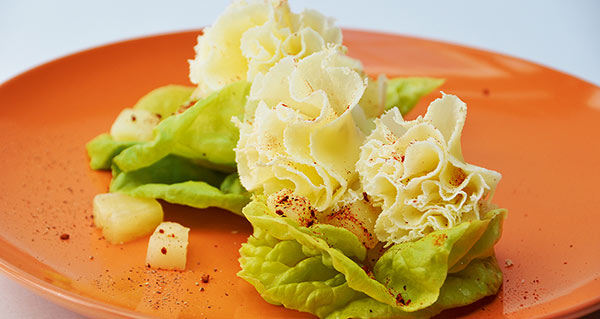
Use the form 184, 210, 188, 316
85, 1, 503, 318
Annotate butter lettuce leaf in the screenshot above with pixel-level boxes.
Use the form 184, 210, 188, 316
86, 84, 194, 171
238, 197, 505, 318
326, 256, 502, 319
110, 155, 250, 215
86, 133, 137, 170
114, 81, 251, 173
386, 77, 445, 115
86, 82, 252, 214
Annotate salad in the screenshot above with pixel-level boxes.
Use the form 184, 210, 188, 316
86, 1, 506, 318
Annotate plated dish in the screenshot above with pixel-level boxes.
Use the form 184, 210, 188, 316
0, 5, 599, 318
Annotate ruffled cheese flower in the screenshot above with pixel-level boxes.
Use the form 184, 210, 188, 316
236, 48, 378, 211
357, 94, 501, 244
188, 0, 342, 98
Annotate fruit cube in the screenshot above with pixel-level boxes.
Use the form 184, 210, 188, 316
324, 199, 380, 249
93, 193, 163, 244
109, 108, 160, 142
145, 222, 190, 271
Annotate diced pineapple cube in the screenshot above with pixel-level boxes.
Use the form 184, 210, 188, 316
267, 189, 317, 227
145, 222, 190, 271
133, 84, 195, 118
109, 108, 160, 142
93, 193, 163, 244
324, 199, 380, 249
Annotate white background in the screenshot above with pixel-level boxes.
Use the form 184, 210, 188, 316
1, 1, 599, 318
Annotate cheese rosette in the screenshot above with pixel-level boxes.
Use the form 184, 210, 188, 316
189, 0, 342, 98
236, 48, 382, 212
357, 93, 502, 244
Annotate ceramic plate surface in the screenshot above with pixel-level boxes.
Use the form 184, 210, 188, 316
0, 30, 599, 319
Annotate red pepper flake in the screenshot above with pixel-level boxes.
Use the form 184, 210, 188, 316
60, 233, 70, 240
449, 168, 467, 186
278, 195, 289, 204
405, 299, 411, 306
161, 247, 167, 255
158, 229, 164, 234
363, 192, 369, 202
201, 274, 210, 283
483, 88, 490, 96
199, 287, 205, 292
275, 209, 285, 216
177, 100, 198, 114
131, 115, 137, 122
395, 293, 406, 305
305, 80, 314, 92
433, 234, 448, 246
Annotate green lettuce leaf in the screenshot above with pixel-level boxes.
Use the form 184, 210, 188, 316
85, 83, 251, 214
86, 84, 195, 170
86, 134, 137, 170
238, 197, 505, 318
386, 77, 445, 115
114, 81, 251, 173
110, 155, 250, 215
133, 84, 195, 118
326, 256, 502, 319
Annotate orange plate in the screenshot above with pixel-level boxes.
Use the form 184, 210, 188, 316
0, 30, 599, 319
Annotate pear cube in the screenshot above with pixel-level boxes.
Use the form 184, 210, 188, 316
145, 222, 190, 271
93, 193, 163, 244
109, 108, 160, 142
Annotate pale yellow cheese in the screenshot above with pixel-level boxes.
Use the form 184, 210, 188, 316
236, 49, 371, 211
188, 0, 342, 98
357, 94, 502, 244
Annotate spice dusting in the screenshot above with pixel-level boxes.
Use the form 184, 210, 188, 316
269, 189, 318, 227
201, 274, 210, 283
